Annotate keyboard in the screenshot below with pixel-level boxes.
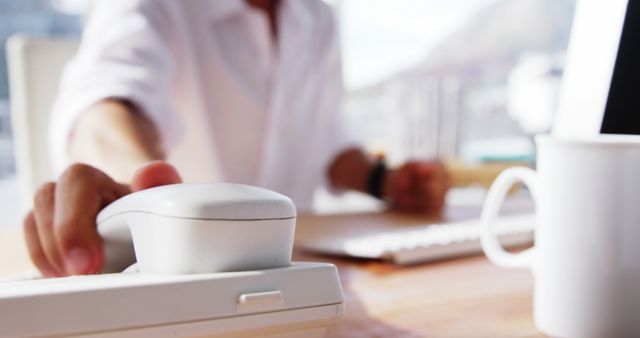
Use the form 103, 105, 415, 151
299, 213, 535, 265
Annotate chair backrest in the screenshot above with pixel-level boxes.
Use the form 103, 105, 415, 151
6, 35, 79, 212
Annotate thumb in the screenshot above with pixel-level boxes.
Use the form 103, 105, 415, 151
131, 161, 183, 192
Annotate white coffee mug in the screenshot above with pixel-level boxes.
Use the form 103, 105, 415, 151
481, 135, 640, 337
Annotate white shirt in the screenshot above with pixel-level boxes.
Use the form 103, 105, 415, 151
50, 0, 352, 210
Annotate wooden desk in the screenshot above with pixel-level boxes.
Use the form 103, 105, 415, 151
295, 212, 541, 338
0, 212, 542, 337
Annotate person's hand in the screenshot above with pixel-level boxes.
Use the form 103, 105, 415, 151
23, 161, 182, 277
383, 161, 450, 213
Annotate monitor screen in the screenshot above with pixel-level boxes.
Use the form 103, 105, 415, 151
601, 0, 640, 134
553, 0, 637, 137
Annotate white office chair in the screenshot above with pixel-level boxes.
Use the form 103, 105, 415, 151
6, 35, 79, 212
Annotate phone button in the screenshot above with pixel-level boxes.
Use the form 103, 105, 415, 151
238, 291, 284, 305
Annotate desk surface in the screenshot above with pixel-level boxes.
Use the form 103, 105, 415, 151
0, 211, 542, 338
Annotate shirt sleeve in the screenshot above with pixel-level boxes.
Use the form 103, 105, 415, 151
48, 0, 181, 174
315, 3, 360, 192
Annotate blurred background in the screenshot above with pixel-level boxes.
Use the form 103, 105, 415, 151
0, 0, 577, 224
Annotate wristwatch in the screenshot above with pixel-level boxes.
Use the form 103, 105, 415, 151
367, 158, 387, 200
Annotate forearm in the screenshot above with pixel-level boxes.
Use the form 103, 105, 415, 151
68, 99, 165, 183
327, 148, 375, 194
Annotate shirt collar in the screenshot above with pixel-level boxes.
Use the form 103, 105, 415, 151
208, 0, 308, 26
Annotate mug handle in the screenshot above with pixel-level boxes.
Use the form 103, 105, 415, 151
481, 167, 538, 269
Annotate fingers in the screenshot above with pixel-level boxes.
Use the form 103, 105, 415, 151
392, 194, 423, 212
388, 161, 450, 213
32, 182, 65, 275
23, 212, 59, 277
424, 182, 447, 212
25, 161, 184, 277
131, 160, 182, 192
25, 163, 132, 277
415, 163, 449, 212
416, 170, 449, 211
54, 164, 125, 275
387, 167, 426, 212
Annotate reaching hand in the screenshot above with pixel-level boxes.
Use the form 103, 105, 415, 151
383, 161, 450, 214
23, 161, 182, 277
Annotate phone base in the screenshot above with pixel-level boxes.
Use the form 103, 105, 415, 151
0, 262, 344, 338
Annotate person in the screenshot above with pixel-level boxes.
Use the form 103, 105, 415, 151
25, 0, 450, 277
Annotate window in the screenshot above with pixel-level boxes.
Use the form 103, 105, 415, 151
0, 0, 81, 175
1, 0, 578, 219
331, 0, 576, 165
0, 0, 81, 228
312, 0, 575, 212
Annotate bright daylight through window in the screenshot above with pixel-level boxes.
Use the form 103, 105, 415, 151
0, 0, 576, 224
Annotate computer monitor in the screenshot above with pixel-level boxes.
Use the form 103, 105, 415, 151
554, 0, 640, 136
600, 0, 640, 134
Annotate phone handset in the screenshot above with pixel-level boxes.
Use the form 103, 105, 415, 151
96, 183, 297, 274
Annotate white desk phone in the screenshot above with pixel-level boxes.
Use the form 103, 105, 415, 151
0, 183, 345, 338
